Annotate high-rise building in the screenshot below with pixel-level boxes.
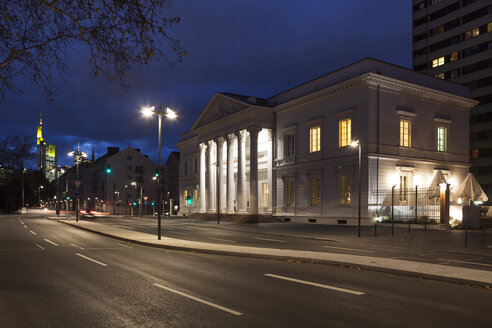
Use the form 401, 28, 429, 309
36, 114, 57, 181
412, 0, 492, 203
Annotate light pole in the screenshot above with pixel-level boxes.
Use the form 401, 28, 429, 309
141, 105, 177, 240
68, 144, 88, 222
38, 185, 44, 207
351, 140, 361, 237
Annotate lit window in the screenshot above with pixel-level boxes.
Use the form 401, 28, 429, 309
432, 56, 445, 68
311, 178, 320, 206
435, 73, 445, 79
488, 23, 492, 33
286, 180, 295, 206
285, 133, 295, 157
399, 176, 408, 203
193, 189, 198, 205
340, 175, 351, 205
310, 126, 321, 153
400, 119, 411, 148
338, 119, 352, 147
262, 183, 268, 207
471, 149, 479, 158
184, 189, 188, 201
450, 52, 458, 62
437, 126, 448, 152
472, 27, 480, 37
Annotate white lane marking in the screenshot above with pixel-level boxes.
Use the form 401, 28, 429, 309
70, 243, 85, 250
30, 230, 37, 235
209, 237, 236, 243
20, 221, 24, 225
436, 258, 492, 268
75, 253, 108, 267
23, 225, 27, 229
172, 226, 193, 231
35, 244, 45, 250
323, 245, 375, 253
112, 224, 135, 230
44, 239, 58, 246
253, 237, 286, 243
153, 283, 242, 316
167, 231, 186, 235
117, 243, 133, 249
264, 274, 365, 296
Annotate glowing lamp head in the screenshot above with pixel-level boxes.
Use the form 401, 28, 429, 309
165, 107, 177, 119
350, 140, 359, 148
141, 106, 155, 117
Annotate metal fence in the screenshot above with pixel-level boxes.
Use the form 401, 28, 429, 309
373, 187, 441, 223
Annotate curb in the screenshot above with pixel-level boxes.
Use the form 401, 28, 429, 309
58, 220, 492, 288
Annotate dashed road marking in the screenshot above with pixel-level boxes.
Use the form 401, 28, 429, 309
168, 230, 186, 235
23, 225, 27, 229
253, 237, 286, 243
117, 243, 133, 249
44, 239, 58, 246
70, 243, 85, 250
112, 224, 135, 230
209, 237, 236, 243
30, 230, 37, 235
35, 244, 45, 250
323, 245, 374, 253
436, 258, 492, 268
75, 253, 108, 267
264, 273, 365, 296
153, 283, 242, 316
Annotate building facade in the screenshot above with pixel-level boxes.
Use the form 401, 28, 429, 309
177, 58, 477, 224
412, 0, 492, 202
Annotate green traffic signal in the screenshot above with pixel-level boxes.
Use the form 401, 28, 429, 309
186, 195, 192, 205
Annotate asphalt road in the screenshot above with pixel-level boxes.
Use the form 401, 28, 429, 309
1, 214, 491, 327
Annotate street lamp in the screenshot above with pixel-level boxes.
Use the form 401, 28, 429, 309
38, 185, 44, 207
141, 104, 177, 240
68, 144, 88, 222
351, 140, 361, 237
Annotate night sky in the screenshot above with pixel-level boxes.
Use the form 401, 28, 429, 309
1, 0, 412, 167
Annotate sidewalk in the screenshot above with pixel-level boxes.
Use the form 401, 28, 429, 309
58, 218, 492, 287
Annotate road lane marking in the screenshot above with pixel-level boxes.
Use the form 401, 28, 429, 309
20, 221, 24, 225
35, 244, 45, 250
168, 230, 186, 235
112, 224, 135, 230
75, 253, 108, 267
253, 237, 286, 243
30, 230, 37, 235
117, 243, 133, 249
70, 243, 85, 250
23, 225, 27, 229
209, 237, 236, 243
44, 239, 58, 246
153, 283, 242, 316
172, 226, 193, 231
436, 258, 492, 268
264, 274, 365, 296
323, 246, 374, 253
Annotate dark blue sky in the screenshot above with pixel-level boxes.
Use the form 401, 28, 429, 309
1, 0, 412, 167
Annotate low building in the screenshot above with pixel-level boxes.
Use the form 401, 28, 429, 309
177, 58, 477, 224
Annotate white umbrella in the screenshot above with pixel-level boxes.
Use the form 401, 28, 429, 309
453, 173, 488, 202
428, 170, 447, 190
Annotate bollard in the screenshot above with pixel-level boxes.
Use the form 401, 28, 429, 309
424, 216, 427, 232
465, 229, 468, 246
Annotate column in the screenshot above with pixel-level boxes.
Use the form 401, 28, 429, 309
199, 143, 207, 212
236, 130, 247, 213
216, 137, 225, 214
267, 129, 273, 211
226, 134, 236, 213
207, 140, 214, 212
248, 126, 261, 214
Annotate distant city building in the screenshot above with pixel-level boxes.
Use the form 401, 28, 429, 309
162, 151, 180, 212
36, 114, 57, 181
412, 0, 492, 202
178, 58, 477, 224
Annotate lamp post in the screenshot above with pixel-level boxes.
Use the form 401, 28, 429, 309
68, 144, 88, 222
38, 185, 44, 207
351, 140, 361, 237
141, 105, 177, 240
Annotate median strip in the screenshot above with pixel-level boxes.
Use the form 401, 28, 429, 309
44, 238, 58, 246
75, 253, 108, 267
264, 273, 365, 296
153, 283, 242, 316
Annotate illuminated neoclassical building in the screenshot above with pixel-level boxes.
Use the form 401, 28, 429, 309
177, 58, 478, 224
36, 114, 57, 182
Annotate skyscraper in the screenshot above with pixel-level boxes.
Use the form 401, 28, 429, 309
36, 114, 57, 181
412, 0, 492, 203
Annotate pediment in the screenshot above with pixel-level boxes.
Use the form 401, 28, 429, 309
192, 93, 249, 130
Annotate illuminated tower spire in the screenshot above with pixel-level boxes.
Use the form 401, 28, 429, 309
36, 113, 43, 145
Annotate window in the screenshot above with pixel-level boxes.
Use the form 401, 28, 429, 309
285, 133, 295, 157
435, 73, 445, 79
471, 149, 479, 158
340, 175, 351, 205
127, 156, 132, 160
193, 189, 198, 205
262, 183, 268, 207
432, 56, 445, 68
184, 189, 188, 201
338, 118, 351, 147
399, 175, 408, 203
400, 119, 412, 148
450, 52, 458, 62
311, 178, 321, 206
437, 126, 448, 152
127, 175, 132, 179
286, 180, 295, 206
310, 126, 321, 153
184, 161, 188, 175
194, 158, 198, 173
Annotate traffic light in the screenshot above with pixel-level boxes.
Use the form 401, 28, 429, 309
106, 165, 112, 174
154, 169, 159, 177
151, 202, 155, 206
133, 202, 137, 206
66, 196, 70, 200
186, 195, 192, 205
